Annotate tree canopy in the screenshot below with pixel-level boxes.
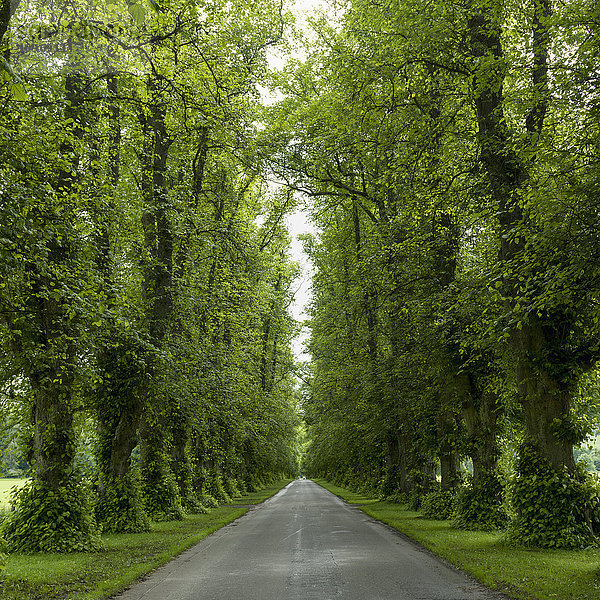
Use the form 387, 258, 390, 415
2, 0, 600, 556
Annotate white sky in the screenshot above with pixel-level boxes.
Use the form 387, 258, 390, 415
274, 0, 326, 363
287, 207, 314, 363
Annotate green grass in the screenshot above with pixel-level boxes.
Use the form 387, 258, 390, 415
312, 479, 380, 505
0, 479, 27, 508
314, 480, 600, 600
0, 478, 292, 600
225, 480, 292, 505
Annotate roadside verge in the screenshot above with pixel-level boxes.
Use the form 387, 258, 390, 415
313, 479, 600, 600
0, 479, 292, 600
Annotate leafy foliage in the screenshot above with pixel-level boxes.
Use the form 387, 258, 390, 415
95, 471, 150, 534
454, 472, 508, 531
0, 534, 7, 577
421, 491, 456, 521
508, 444, 600, 548
2, 480, 100, 553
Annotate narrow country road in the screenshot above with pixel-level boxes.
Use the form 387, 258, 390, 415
115, 480, 507, 600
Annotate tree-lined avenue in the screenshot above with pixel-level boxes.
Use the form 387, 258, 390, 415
115, 480, 506, 600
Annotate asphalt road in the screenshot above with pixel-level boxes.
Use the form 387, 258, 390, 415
115, 479, 507, 600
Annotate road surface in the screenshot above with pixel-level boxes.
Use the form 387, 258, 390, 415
115, 479, 507, 600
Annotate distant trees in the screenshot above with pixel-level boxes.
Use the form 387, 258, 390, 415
0, 0, 300, 552
273, 0, 600, 547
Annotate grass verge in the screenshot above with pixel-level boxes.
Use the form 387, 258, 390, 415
0, 478, 292, 600
313, 479, 600, 600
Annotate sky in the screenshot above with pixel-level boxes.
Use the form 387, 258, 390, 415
287, 208, 314, 363
271, 0, 327, 363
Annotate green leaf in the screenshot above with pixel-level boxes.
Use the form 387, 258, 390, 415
128, 2, 146, 25
9, 82, 28, 101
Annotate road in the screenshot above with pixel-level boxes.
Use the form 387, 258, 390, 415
115, 479, 506, 600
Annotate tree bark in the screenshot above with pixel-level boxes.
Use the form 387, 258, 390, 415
467, 0, 575, 471
0, 0, 20, 52
459, 373, 501, 483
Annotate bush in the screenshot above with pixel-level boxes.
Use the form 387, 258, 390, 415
0, 507, 10, 526
236, 478, 247, 495
454, 472, 508, 531
222, 476, 240, 499
507, 443, 600, 548
407, 489, 423, 511
421, 490, 455, 520
205, 473, 231, 504
200, 492, 219, 508
95, 470, 150, 533
182, 496, 210, 514
386, 491, 408, 504
2, 479, 101, 553
407, 468, 436, 511
0, 535, 7, 576
141, 463, 185, 522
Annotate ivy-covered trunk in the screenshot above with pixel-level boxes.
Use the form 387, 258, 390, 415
516, 327, 576, 471
93, 74, 150, 533
382, 430, 413, 497
95, 363, 150, 533
3, 72, 99, 552
456, 374, 506, 530
461, 383, 500, 483
171, 413, 206, 513
467, 0, 596, 545
139, 410, 184, 521
436, 402, 461, 492
137, 72, 183, 520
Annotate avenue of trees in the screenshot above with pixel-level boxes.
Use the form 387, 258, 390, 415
3, 0, 600, 560
0, 0, 300, 553
269, 0, 600, 548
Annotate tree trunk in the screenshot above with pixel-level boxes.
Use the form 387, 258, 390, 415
92, 74, 150, 532
3, 69, 99, 552
352, 199, 377, 364
467, 0, 575, 470
439, 450, 460, 492
0, 0, 20, 51
460, 378, 500, 483
137, 73, 181, 519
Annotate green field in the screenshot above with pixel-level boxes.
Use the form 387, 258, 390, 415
0, 479, 27, 507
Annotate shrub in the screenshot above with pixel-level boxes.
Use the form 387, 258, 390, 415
507, 443, 600, 548
454, 472, 508, 531
182, 496, 209, 514
407, 489, 423, 511
386, 491, 408, 504
421, 490, 455, 520
2, 479, 101, 553
141, 463, 185, 522
95, 470, 150, 533
222, 476, 240, 499
236, 478, 247, 495
0, 507, 11, 526
205, 473, 231, 504
0, 535, 7, 577
200, 492, 219, 508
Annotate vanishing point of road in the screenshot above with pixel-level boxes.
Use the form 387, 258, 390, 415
116, 479, 507, 600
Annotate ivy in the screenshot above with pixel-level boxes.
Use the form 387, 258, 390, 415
140, 460, 184, 522
2, 479, 101, 553
508, 443, 600, 548
95, 470, 150, 534
204, 472, 232, 505
421, 490, 456, 520
454, 472, 507, 531
0, 535, 7, 576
